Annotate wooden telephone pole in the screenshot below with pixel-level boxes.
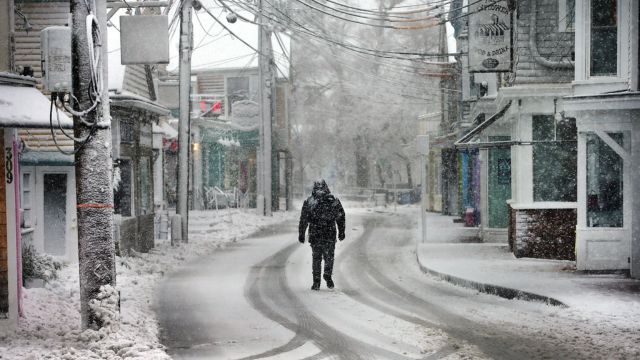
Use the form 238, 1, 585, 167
176, 0, 193, 240
70, 0, 116, 329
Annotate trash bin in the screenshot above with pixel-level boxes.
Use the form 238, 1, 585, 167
464, 207, 475, 227
398, 191, 411, 205
374, 193, 386, 206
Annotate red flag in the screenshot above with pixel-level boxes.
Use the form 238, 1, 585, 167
212, 101, 222, 113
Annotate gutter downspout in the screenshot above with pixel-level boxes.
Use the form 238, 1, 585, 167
530, 0, 574, 69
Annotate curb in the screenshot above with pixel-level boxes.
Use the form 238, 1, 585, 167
416, 251, 567, 307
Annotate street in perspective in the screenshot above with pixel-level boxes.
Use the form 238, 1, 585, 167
1, 0, 640, 359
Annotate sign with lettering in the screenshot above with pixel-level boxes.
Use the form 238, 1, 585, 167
468, 0, 512, 73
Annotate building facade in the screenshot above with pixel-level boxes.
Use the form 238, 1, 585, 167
564, 0, 639, 275
455, 0, 577, 253
452, 0, 640, 278
159, 67, 292, 212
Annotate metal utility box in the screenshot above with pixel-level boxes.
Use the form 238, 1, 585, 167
40, 26, 72, 93
120, 15, 170, 65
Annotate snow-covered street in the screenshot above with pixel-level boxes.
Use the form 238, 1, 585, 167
0, 209, 294, 359
157, 207, 640, 360
1, 206, 639, 359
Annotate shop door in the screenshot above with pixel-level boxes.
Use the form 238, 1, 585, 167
488, 140, 511, 228
35, 168, 77, 261
43, 173, 67, 256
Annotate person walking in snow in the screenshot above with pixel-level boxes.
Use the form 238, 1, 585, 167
299, 179, 346, 290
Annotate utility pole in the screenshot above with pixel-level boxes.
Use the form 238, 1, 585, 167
417, 135, 429, 244
177, 0, 193, 241
71, 0, 116, 329
258, 0, 273, 216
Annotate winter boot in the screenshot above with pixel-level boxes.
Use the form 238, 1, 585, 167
323, 274, 334, 289
311, 278, 321, 291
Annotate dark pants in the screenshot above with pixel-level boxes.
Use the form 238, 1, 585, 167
311, 242, 336, 281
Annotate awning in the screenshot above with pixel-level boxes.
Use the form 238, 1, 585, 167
455, 101, 512, 148
110, 90, 170, 116
20, 151, 74, 166
0, 85, 73, 129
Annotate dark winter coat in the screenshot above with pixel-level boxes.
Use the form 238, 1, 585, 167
299, 181, 346, 244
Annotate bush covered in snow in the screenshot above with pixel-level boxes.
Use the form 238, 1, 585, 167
22, 244, 63, 284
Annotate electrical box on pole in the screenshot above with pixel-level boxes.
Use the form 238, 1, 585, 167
40, 26, 72, 93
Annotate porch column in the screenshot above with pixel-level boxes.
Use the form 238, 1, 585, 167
191, 127, 202, 210
4, 129, 19, 324
632, 121, 640, 278
479, 148, 489, 238
512, 113, 533, 204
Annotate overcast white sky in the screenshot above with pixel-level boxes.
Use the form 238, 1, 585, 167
107, 1, 286, 80
107, 0, 455, 87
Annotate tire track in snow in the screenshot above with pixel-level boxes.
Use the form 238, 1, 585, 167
338, 214, 589, 360
244, 243, 412, 360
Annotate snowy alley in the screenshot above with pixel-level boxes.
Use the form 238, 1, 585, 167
1, 206, 639, 359
3, 0, 640, 357
157, 207, 640, 360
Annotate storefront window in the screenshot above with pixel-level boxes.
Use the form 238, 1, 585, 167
586, 133, 623, 227
120, 119, 135, 144
590, 0, 617, 76
114, 159, 132, 217
533, 115, 577, 202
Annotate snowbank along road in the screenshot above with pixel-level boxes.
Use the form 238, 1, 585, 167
156, 207, 640, 359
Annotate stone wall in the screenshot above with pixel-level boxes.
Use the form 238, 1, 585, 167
509, 206, 576, 260
513, 0, 575, 84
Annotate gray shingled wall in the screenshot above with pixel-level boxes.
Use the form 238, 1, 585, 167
513, 0, 575, 84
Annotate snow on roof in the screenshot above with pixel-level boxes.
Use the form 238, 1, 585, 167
153, 119, 178, 138
21, 151, 74, 166
0, 84, 73, 129
110, 89, 170, 116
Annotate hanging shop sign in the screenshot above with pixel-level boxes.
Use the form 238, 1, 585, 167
468, 0, 512, 73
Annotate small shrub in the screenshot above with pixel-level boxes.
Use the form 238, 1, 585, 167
22, 244, 63, 283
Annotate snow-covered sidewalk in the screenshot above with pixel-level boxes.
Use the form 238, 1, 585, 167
0, 209, 294, 359
418, 212, 640, 323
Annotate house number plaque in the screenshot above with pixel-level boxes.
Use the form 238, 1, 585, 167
5, 147, 13, 184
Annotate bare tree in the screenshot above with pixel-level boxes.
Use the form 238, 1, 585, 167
289, 0, 444, 192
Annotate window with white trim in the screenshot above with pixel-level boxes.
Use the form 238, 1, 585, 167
21, 172, 33, 228
532, 115, 577, 202
114, 159, 133, 217
586, 132, 624, 227
590, 0, 618, 76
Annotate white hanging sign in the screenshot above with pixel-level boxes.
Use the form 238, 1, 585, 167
468, 0, 512, 73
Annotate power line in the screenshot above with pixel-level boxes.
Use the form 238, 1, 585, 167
211, 0, 464, 95
199, 4, 289, 79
